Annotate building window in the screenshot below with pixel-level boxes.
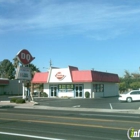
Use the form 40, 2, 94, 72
93, 84, 104, 92
59, 84, 74, 92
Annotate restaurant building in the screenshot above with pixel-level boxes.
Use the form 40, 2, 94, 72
32, 66, 119, 98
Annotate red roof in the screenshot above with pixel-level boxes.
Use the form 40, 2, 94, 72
32, 68, 119, 83
0, 79, 9, 85
92, 71, 119, 83
71, 70, 119, 83
71, 70, 92, 82
32, 72, 48, 83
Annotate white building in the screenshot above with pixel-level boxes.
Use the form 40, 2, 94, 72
32, 66, 119, 98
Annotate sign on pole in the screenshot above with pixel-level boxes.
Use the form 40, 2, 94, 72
15, 49, 35, 100
15, 66, 31, 80
17, 49, 35, 65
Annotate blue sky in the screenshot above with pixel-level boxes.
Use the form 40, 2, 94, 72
0, 0, 140, 77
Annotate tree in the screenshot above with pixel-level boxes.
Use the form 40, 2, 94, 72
131, 73, 140, 82
26, 63, 40, 76
130, 82, 140, 90
0, 59, 15, 79
123, 70, 132, 89
119, 82, 127, 93
119, 70, 140, 92
13, 57, 19, 68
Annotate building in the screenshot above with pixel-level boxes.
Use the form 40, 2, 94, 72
32, 66, 119, 98
0, 78, 22, 95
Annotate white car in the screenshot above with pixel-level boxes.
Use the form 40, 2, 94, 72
118, 90, 140, 102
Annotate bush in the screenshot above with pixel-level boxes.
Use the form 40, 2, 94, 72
16, 98, 26, 104
10, 98, 17, 103
85, 91, 90, 98
40, 92, 48, 97
10, 98, 25, 104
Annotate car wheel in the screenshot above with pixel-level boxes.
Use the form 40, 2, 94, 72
127, 97, 132, 103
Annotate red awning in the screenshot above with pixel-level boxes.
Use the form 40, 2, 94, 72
32, 72, 48, 83
71, 71, 92, 82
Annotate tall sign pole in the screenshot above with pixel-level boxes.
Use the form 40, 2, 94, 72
15, 49, 35, 100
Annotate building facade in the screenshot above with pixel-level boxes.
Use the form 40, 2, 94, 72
32, 66, 119, 98
0, 78, 23, 95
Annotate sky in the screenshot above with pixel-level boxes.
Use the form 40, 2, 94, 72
0, 0, 140, 77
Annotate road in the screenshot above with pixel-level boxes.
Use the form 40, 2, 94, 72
0, 108, 139, 140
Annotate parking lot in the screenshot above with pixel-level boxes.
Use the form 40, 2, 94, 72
1, 95, 140, 110
34, 97, 140, 110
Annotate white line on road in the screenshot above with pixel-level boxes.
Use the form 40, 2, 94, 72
0, 131, 65, 140
0, 130, 122, 140
109, 103, 113, 109
73, 105, 81, 108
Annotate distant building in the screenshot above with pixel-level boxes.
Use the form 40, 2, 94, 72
32, 66, 119, 98
0, 78, 22, 95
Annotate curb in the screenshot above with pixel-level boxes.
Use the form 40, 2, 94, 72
1, 101, 140, 114
14, 105, 140, 114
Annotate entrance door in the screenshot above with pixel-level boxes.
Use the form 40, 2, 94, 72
75, 85, 83, 98
50, 86, 57, 97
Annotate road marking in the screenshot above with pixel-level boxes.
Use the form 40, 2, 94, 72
109, 103, 113, 109
0, 112, 140, 123
0, 117, 128, 130
80, 113, 140, 118
0, 130, 122, 140
0, 131, 64, 140
73, 105, 80, 108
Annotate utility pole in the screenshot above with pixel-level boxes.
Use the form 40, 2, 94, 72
49, 59, 52, 67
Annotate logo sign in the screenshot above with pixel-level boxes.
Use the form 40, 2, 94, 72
15, 66, 31, 80
127, 127, 140, 140
55, 72, 66, 81
17, 49, 35, 65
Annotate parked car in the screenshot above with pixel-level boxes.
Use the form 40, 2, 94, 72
118, 90, 140, 102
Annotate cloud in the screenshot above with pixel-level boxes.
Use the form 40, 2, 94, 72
0, 0, 140, 40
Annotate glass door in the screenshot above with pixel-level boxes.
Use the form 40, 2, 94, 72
75, 85, 83, 98
50, 86, 58, 97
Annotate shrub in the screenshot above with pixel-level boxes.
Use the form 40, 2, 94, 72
10, 98, 25, 104
85, 91, 90, 98
16, 98, 26, 104
10, 98, 17, 103
40, 92, 48, 97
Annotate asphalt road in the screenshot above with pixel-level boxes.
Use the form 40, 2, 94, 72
0, 108, 140, 140
1, 95, 140, 110
34, 97, 140, 110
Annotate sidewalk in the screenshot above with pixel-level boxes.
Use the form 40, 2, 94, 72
0, 100, 140, 114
